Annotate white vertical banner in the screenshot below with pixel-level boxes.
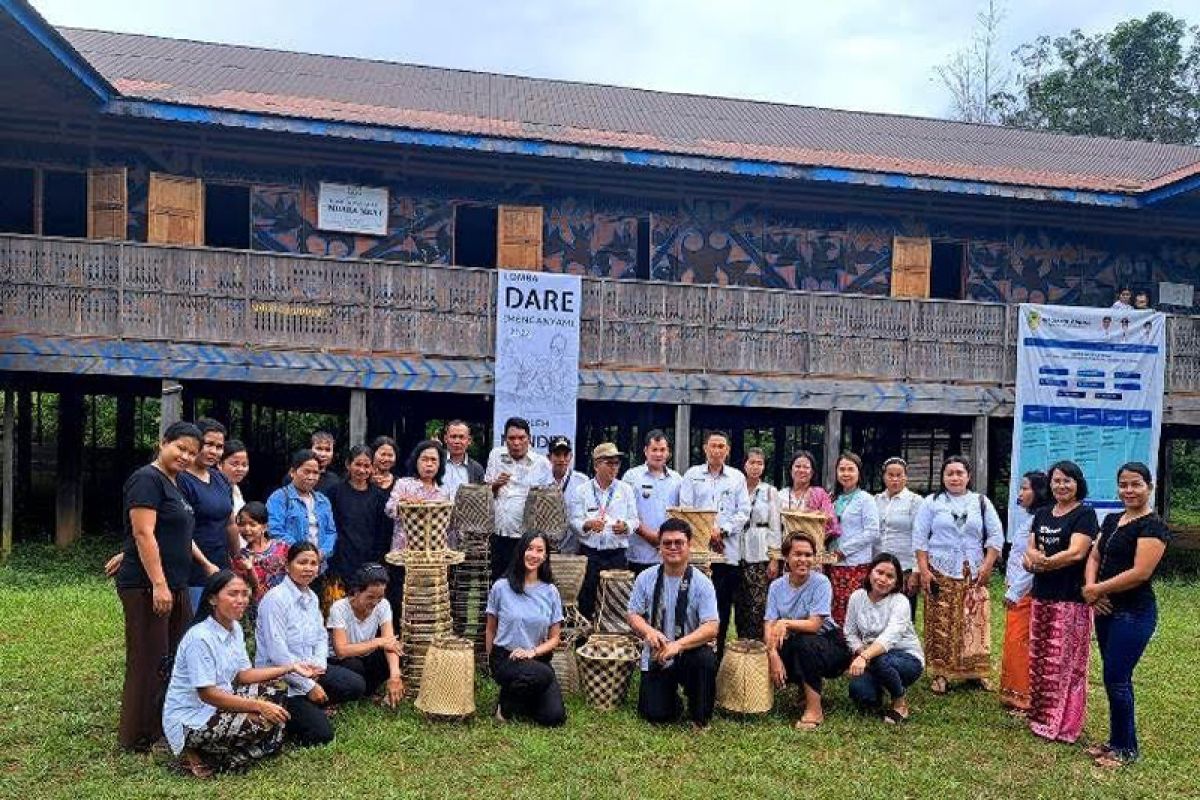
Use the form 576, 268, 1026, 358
1009, 303, 1167, 527
493, 270, 582, 452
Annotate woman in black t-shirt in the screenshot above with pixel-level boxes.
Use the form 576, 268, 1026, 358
114, 421, 219, 751
1082, 462, 1171, 768
1023, 460, 1098, 744
326, 445, 391, 587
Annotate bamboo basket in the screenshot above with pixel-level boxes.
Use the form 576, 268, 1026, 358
715, 639, 773, 715
449, 484, 494, 535
595, 569, 635, 635
667, 507, 725, 563
576, 634, 640, 711
414, 636, 476, 719
780, 510, 837, 565
550, 554, 589, 606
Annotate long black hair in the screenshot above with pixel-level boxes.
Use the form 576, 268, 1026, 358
189, 569, 246, 629
505, 530, 554, 595
1021, 470, 1051, 512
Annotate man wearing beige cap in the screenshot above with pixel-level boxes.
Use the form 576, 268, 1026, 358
570, 442, 640, 620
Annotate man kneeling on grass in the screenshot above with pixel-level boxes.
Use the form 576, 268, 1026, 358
627, 518, 719, 730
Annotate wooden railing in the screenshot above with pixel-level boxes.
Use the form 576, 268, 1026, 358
2, 233, 1198, 393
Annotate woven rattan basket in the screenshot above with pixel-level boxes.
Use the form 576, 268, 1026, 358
715, 639, 773, 715
550, 555, 589, 606
780, 510, 837, 565
550, 639, 581, 695
576, 634, 640, 711
414, 636, 476, 719
523, 486, 569, 544
667, 507, 724, 563
595, 569, 635, 635
449, 484, 494, 535
398, 502, 454, 552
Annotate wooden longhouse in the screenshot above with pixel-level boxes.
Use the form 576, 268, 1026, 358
1, 0, 1198, 544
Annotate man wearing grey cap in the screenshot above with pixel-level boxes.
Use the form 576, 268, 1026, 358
548, 435, 588, 555
570, 443, 639, 620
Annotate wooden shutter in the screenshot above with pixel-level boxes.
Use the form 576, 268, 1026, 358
87, 167, 128, 240
890, 236, 932, 299
147, 172, 204, 245
496, 204, 543, 270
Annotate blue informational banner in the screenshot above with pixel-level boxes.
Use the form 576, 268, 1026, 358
493, 269, 582, 453
1009, 304, 1166, 529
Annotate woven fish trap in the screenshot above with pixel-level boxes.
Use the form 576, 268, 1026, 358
522, 486, 568, 542
397, 501, 454, 553
551, 639, 581, 695
414, 636, 476, 720
667, 507, 725, 562
576, 634, 640, 711
595, 569, 635, 635
715, 639, 773, 715
450, 484, 494, 535
550, 555, 589, 606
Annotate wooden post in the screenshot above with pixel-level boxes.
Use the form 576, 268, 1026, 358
16, 389, 31, 505
160, 380, 183, 437
2, 390, 14, 561
116, 393, 136, 481
823, 409, 843, 488
350, 390, 367, 446
1158, 432, 1172, 519
55, 391, 84, 547
673, 403, 691, 473
972, 415, 990, 498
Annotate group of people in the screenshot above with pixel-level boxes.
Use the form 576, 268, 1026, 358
113, 415, 1170, 777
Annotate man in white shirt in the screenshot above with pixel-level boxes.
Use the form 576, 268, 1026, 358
1111, 286, 1133, 309
547, 435, 588, 555
484, 417, 553, 579
622, 429, 682, 576
571, 442, 639, 620
679, 431, 750, 661
441, 419, 485, 500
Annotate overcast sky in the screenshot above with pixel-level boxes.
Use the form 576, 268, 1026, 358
32, 0, 1198, 119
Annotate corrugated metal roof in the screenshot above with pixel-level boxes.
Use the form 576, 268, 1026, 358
60, 27, 1200, 194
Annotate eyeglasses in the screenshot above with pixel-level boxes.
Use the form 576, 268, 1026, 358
660, 540, 687, 549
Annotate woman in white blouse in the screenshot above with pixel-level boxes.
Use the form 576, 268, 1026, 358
874, 457, 923, 619
828, 453, 881, 627
844, 553, 925, 723
163, 569, 318, 777
912, 456, 1004, 695
736, 447, 781, 643
255, 542, 367, 746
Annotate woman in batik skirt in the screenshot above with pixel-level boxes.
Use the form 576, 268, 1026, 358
1024, 461, 1099, 743
734, 448, 780, 642
999, 471, 1048, 715
912, 456, 1004, 695
163, 570, 320, 777
827, 453, 881, 626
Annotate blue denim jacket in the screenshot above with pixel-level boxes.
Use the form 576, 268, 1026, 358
265, 484, 338, 570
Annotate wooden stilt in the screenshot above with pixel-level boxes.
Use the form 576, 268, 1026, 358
350, 389, 367, 446
55, 391, 84, 547
673, 403, 691, 474
823, 409, 843, 489
2, 389, 14, 561
160, 380, 182, 437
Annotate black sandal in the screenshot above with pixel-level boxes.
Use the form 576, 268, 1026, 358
882, 709, 910, 725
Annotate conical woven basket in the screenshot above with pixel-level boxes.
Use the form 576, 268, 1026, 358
550, 555, 589, 606
550, 639, 581, 695
414, 636, 476, 719
523, 486, 569, 543
780, 510, 837, 565
715, 639, 773, 715
595, 569, 635, 635
576, 634, 640, 711
667, 507, 724, 563
449, 484, 494, 535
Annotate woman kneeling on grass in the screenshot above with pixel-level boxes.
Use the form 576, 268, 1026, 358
485, 530, 567, 726
326, 563, 404, 707
255, 542, 367, 746
843, 553, 925, 723
765, 530, 852, 731
163, 570, 320, 777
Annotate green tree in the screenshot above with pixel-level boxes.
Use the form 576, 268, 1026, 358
995, 12, 1200, 144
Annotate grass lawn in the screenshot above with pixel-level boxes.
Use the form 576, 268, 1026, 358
1, 541, 1197, 800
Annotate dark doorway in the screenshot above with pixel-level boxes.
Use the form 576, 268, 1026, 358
635, 216, 651, 280
42, 170, 87, 237
204, 183, 251, 249
453, 204, 498, 268
0, 166, 36, 234
931, 241, 966, 300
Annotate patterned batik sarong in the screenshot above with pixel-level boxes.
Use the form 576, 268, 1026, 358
733, 562, 770, 641
828, 564, 871, 627
181, 681, 287, 772
923, 566, 991, 681
999, 594, 1032, 710
1028, 599, 1091, 742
